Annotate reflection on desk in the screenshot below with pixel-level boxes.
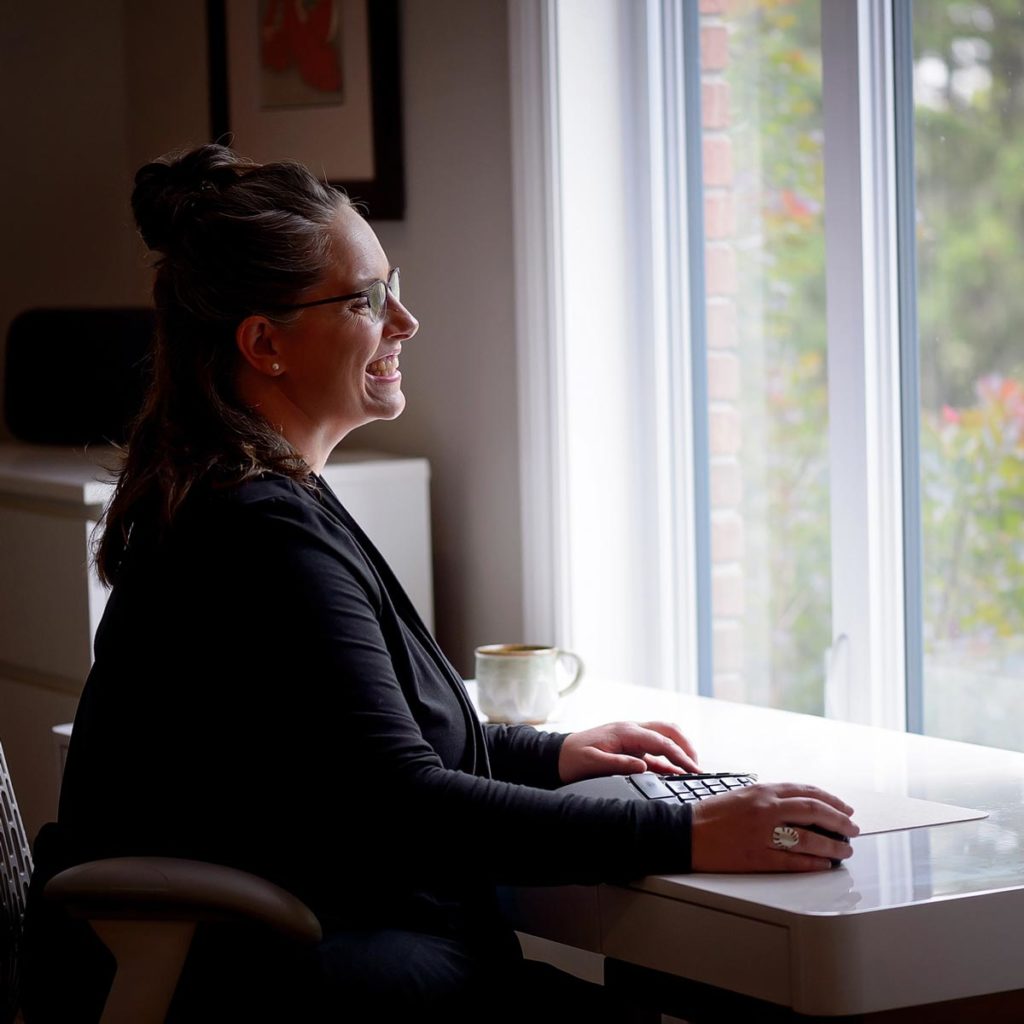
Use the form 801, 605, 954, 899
502, 680, 1024, 1017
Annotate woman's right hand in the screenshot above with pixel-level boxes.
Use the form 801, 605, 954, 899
691, 783, 859, 872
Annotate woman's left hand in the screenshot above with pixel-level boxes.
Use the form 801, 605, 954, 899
558, 721, 700, 783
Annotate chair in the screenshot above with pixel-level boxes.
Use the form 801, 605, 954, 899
0, 741, 321, 1023
0, 742, 32, 1024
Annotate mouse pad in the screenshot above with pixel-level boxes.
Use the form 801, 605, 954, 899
560, 774, 988, 834
835, 787, 987, 834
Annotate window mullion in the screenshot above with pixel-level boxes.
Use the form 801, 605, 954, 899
638, 0, 704, 695
508, 0, 572, 648
823, 0, 906, 729
677, 0, 712, 698
892, 0, 924, 734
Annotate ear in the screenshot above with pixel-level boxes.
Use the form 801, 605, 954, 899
235, 315, 285, 376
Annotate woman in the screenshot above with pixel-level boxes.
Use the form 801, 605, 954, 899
25, 145, 856, 1022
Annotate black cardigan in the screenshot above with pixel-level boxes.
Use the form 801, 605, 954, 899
56, 472, 692, 932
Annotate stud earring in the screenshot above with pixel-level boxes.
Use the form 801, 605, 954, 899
271, 363, 280, 373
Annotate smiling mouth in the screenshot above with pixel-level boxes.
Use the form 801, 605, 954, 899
366, 354, 399, 378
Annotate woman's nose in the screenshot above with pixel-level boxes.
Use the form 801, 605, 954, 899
386, 297, 418, 340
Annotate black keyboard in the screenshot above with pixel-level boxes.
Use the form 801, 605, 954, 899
626, 771, 757, 803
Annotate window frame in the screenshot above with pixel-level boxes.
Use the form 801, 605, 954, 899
821, 0, 910, 730
510, 0, 928, 732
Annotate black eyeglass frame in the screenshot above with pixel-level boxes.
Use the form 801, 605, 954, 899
270, 267, 400, 321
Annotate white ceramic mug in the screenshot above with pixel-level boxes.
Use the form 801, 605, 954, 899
474, 644, 585, 724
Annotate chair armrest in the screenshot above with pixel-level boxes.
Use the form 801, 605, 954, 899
44, 856, 322, 944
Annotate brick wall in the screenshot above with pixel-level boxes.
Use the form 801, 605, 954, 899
700, 2, 746, 700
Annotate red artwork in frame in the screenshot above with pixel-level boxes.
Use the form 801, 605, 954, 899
207, 0, 405, 220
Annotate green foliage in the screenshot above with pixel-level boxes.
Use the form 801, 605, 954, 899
723, 0, 830, 715
910, 4, 1024, 740
922, 377, 1024, 646
714, 0, 1024, 721
914, 1, 1024, 408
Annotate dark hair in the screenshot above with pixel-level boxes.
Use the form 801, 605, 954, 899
96, 143, 349, 586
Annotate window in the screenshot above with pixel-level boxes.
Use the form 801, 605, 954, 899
698, 0, 830, 714
509, 0, 1024, 751
911, 1, 1024, 746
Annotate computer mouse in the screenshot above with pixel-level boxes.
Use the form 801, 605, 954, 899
805, 824, 853, 868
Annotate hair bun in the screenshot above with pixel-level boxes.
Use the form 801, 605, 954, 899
131, 144, 254, 254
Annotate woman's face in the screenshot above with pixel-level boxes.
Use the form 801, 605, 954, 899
273, 205, 418, 445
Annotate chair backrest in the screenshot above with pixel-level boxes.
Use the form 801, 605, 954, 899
0, 742, 32, 1024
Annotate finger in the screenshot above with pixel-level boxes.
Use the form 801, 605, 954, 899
643, 745, 700, 774
644, 754, 691, 775
593, 752, 650, 776
628, 728, 700, 772
770, 783, 856, 818
776, 851, 835, 873
772, 785, 856, 819
818, 835, 855, 861
638, 721, 699, 763
754, 846, 835, 872
779, 796, 860, 838
646, 743, 699, 773
771, 826, 854, 862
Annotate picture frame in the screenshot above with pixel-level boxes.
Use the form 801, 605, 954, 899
207, 0, 405, 219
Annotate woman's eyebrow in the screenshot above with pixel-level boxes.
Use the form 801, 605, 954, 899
351, 266, 395, 288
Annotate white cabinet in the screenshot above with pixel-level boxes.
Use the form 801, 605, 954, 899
0, 444, 112, 695
320, 450, 434, 632
0, 442, 433, 837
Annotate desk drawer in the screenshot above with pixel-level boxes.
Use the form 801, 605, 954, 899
600, 886, 791, 1005
499, 885, 603, 953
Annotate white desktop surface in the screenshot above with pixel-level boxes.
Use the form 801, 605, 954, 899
497, 680, 1024, 1016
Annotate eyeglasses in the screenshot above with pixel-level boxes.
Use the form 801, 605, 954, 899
273, 267, 400, 323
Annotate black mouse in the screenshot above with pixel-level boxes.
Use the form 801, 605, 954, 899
805, 824, 853, 867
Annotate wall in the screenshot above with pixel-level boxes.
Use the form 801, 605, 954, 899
0, 1, 143, 348
0, 0, 523, 830
350, 0, 525, 671
0, 0, 147, 841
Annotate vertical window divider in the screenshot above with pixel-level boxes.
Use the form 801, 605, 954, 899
678, 0, 712, 697
508, 0, 572, 648
634, 1, 685, 693
892, 0, 925, 734
823, 0, 907, 729
638, 0, 704, 695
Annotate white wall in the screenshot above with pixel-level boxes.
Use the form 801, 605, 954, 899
359, 0, 525, 670
0, 0, 524, 829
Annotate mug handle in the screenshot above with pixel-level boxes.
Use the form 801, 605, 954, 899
556, 651, 585, 697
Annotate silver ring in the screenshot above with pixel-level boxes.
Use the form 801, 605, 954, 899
772, 825, 800, 850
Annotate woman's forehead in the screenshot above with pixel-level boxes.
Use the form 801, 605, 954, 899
328, 206, 388, 284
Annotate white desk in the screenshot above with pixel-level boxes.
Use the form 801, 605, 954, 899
501, 680, 1024, 1019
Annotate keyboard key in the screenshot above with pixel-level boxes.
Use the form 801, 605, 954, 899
653, 772, 758, 801
664, 780, 695, 795
629, 773, 677, 799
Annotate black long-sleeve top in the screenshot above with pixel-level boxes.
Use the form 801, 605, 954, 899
57, 472, 692, 935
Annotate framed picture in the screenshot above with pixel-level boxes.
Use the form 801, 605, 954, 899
207, 0, 405, 219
